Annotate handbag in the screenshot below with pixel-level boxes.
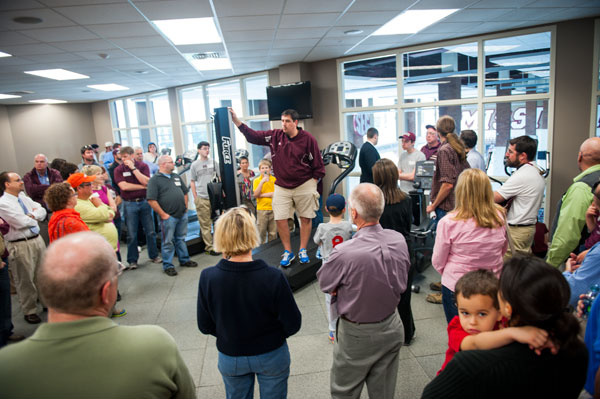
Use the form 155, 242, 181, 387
207, 161, 223, 219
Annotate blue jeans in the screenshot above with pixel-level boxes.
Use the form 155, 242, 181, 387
0, 257, 13, 348
159, 215, 190, 270
124, 200, 158, 264
218, 342, 290, 399
431, 207, 448, 232
442, 285, 458, 324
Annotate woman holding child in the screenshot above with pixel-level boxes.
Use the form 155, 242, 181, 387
432, 168, 508, 323
423, 257, 588, 398
197, 207, 301, 398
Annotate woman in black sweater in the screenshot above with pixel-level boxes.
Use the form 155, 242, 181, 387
422, 256, 588, 398
197, 207, 302, 399
373, 158, 415, 345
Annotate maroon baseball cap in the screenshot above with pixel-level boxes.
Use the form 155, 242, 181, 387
400, 132, 416, 142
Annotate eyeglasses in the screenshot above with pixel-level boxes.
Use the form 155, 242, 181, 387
80, 182, 92, 187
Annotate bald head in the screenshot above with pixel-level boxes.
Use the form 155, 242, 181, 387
34, 154, 48, 173
37, 232, 117, 315
579, 137, 600, 170
157, 155, 175, 174
349, 183, 385, 223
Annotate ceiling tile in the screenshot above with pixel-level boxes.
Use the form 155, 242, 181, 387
272, 38, 319, 48
443, 8, 514, 23
349, 0, 413, 12
109, 35, 169, 49
269, 47, 313, 55
0, 0, 44, 11
135, 0, 213, 20
55, 3, 145, 25
275, 27, 330, 39
526, 0, 591, 7
279, 13, 340, 28
284, 0, 354, 14
21, 52, 86, 63
86, 21, 158, 38
471, 0, 536, 8
1, 43, 65, 56
415, 0, 482, 8
213, 0, 283, 17
223, 29, 275, 42
176, 43, 226, 54
0, 31, 38, 46
0, 8, 76, 29
421, 22, 479, 34
337, 11, 399, 26
128, 46, 180, 56
20, 26, 99, 42
326, 26, 378, 37
75, 49, 131, 60
227, 41, 273, 51
52, 39, 116, 52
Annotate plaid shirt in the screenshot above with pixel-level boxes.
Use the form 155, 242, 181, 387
431, 143, 470, 211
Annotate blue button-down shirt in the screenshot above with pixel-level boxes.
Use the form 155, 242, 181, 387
563, 241, 600, 307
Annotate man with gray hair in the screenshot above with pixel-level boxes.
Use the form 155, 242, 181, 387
0, 232, 196, 398
317, 183, 410, 399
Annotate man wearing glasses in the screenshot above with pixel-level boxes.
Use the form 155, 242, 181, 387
0, 232, 196, 398
147, 155, 198, 276
0, 172, 46, 324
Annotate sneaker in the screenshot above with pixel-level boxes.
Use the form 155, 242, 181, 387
164, 267, 178, 276
298, 248, 309, 264
426, 293, 443, 304
429, 281, 442, 291
150, 257, 162, 263
111, 308, 127, 318
404, 332, 416, 346
280, 250, 295, 268
329, 331, 335, 344
316, 247, 322, 260
127, 262, 138, 270
181, 260, 198, 267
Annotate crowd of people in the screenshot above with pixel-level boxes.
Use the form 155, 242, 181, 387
1, 109, 600, 399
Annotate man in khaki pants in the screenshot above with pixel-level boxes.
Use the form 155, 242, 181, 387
0, 172, 46, 324
190, 141, 220, 256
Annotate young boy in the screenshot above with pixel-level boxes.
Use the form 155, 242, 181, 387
438, 269, 549, 374
313, 193, 353, 343
253, 159, 277, 244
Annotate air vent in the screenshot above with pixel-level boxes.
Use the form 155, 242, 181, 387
191, 52, 222, 60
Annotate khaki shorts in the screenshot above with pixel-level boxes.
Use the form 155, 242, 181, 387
272, 179, 320, 221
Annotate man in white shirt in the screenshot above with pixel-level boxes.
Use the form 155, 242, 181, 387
494, 136, 545, 258
0, 172, 46, 324
460, 130, 486, 171
398, 132, 425, 193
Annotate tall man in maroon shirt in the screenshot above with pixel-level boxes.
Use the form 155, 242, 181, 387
229, 108, 325, 267
317, 183, 409, 399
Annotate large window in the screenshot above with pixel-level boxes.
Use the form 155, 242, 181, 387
109, 91, 173, 153
339, 28, 554, 217
178, 73, 269, 169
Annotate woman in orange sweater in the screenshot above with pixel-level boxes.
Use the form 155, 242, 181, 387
44, 182, 88, 242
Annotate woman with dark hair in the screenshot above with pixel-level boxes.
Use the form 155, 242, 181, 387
44, 182, 89, 242
372, 158, 415, 345
422, 256, 588, 398
144, 142, 159, 164
237, 156, 256, 213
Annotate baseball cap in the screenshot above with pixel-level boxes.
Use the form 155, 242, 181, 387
326, 194, 346, 212
80, 145, 94, 154
67, 173, 96, 188
425, 124, 436, 130
400, 132, 416, 142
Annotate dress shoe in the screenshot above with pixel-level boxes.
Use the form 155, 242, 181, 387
24, 314, 41, 324
207, 250, 221, 256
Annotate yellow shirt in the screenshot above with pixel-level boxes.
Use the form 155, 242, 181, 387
253, 175, 276, 211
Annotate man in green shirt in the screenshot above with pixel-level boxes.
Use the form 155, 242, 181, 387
0, 231, 196, 399
547, 137, 600, 267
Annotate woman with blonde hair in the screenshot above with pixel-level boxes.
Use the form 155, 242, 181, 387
197, 207, 301, 398
372, 158, 416, 345
432, 168, 508, 323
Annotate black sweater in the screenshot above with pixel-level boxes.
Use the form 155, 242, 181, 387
197, 258, 302, 356
422, 341, 588, 399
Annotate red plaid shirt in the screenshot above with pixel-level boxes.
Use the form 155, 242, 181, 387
431, 143, 470, 211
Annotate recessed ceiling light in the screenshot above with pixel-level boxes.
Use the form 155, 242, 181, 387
0, 94, 21, 99
373, 9, 459, 35
87, 84, 129, 91
0, 51, 12, 58
13, 16, 43, 24
344, 29, 363, 36
153, 18, 221, 45
24, 68, 89, 81
29, 99, 67, 104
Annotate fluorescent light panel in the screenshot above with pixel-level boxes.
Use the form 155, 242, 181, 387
153, 18, 221, 45
0, 51, 12, 57
0, 94, 21, 99
24, 68, 89, 81
29, 99, 67, 104
88, 84, 129, 91
373, 9, 459, 35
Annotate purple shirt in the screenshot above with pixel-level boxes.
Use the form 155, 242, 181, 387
421, 143, 440, 160
23, 167, 63, 206
317, 224, 409, 323
113, 160, 149, 200
238, 124, 325, 189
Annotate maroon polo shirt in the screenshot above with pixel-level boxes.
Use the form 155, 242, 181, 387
113, 160, 150, 200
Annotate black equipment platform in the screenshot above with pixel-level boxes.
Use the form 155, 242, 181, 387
252, 228, 322, 292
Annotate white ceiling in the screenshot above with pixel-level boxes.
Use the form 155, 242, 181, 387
0, 0, 598, 104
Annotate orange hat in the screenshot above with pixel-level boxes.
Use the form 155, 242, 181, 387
67, 173, 96, 188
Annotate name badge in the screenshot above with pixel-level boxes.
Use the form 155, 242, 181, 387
409, 161, 415, 166
175, 181, 181, 186
123, 172, 132, 177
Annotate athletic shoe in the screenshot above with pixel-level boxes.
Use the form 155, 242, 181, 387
298, 248, 309, 264
181, 260, 198, 267
280, 250, 295, 267
164, 268, 178, 277
429, 281, 442, 291
316, 247, 322, 260
111, 309, 127, 318
329, 331, 335, 344
426, 293, 443, 304
127, 262, 138, 270
151, 257, 162, 263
